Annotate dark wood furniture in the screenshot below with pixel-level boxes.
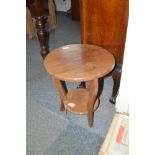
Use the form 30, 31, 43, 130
27, 0, 129, 105
79, 0, 129, 104
44, 44, 115, 127
71, 0, 80, 20
26, 0, 48, 59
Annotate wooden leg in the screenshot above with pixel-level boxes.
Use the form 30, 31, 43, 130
87, 79, 98, 127
109, 64, 122, 104
52, 77, 67, 111
35, 16, 48, 59
28, 0, 48, 59
77, 82, 86, 88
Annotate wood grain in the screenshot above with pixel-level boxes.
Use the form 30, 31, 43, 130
79, 0, 129, 104
44, 44, 115, 82
44, 44, 115, 127
63, 88, 99, 115
79, 0, 129, 64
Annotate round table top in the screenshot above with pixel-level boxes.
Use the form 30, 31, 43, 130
44, 44, 115, 82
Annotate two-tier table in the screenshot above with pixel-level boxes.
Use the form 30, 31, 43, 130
44, 44, 115, 127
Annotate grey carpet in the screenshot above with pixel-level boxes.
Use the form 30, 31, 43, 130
27, 12, 115, 155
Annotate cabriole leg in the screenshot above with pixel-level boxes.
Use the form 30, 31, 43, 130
110, 64, 122, 104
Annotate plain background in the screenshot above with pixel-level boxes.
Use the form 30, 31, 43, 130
0, 0, 155, 154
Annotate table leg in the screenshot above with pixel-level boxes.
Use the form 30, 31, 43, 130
110, 64, 122, 104
28, 0, 48, 59
87, 79, 98, 127
77, 82, 86, 88
35, 16, 48, 59
52, 77, 67, 111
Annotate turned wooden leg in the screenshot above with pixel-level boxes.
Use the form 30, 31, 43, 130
87, 79, 98, 127
35, 16, 48, 58
52, 77, 67, 111
28, 0, 48, 59
109, 64, 122, 104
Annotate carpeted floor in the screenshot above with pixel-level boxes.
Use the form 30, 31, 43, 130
26, 12, 115, 155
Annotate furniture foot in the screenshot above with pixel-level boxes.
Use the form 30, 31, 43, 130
109, 64, 122, 104
87, 111, 94, 127
60, 99, 65, 111
35, 16, 48, 59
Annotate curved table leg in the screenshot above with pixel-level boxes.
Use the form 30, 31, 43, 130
109, 64, 122, 104
87, 79, 98, 127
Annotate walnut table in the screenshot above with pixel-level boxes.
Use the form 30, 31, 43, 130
44, 44, 115, 127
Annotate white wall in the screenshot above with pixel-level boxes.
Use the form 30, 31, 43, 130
115, 34, 129, 113
115, 0, 155, 116
55, 0, 71, 12
122, 1, 155, 154
115, 7, 130, 114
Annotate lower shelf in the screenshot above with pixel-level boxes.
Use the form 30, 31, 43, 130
63, 88, 99, 115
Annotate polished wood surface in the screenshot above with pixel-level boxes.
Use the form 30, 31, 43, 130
79, 0, 129, 103
27, 0, 48, 58
80, 0, 128, 64
44, 44, 115, 82
63, 88, 99, 115
44, 44, 115, 127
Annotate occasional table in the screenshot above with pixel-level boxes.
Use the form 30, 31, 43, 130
44, 44, 115, 127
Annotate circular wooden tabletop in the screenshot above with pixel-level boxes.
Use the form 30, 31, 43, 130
44, 44, 115, 82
